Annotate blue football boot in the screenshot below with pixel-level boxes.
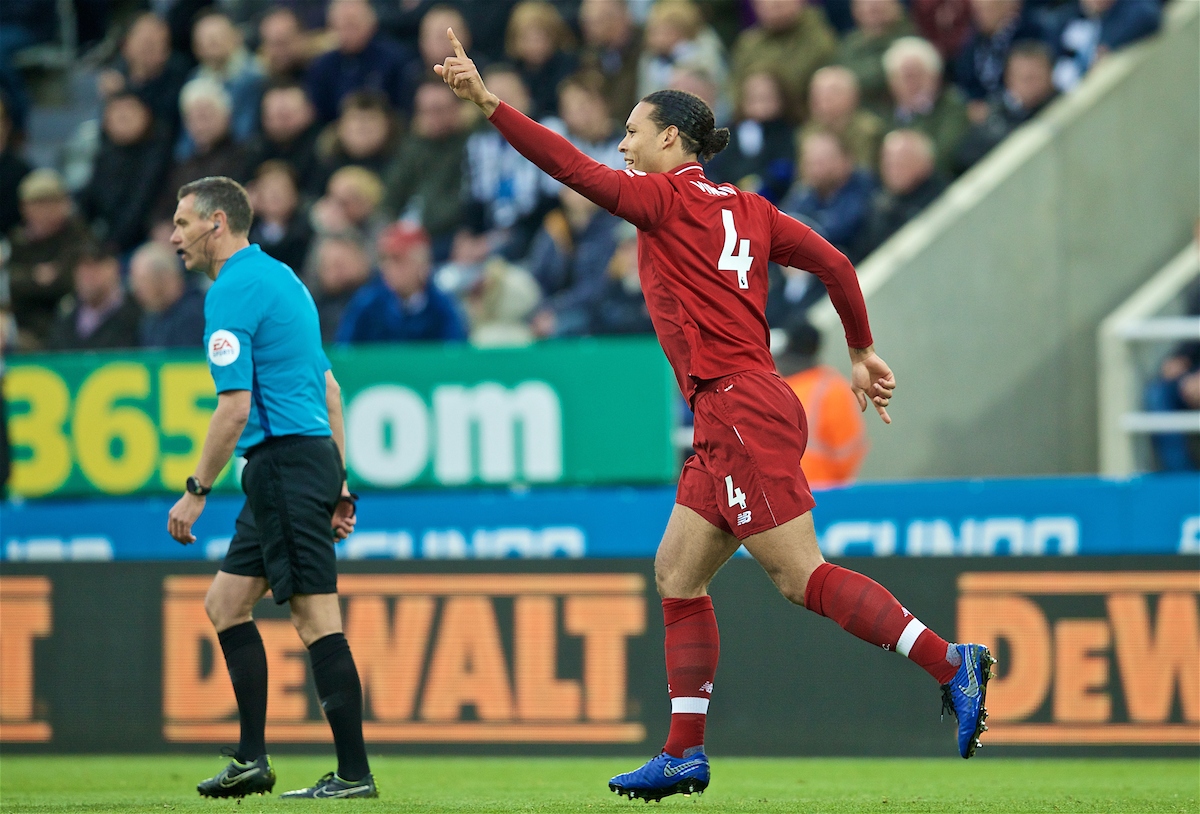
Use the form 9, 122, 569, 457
609, 752, 710, 801
941, 643, 996, 758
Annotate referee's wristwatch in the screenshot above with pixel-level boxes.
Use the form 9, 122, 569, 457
185, 476, 212, 496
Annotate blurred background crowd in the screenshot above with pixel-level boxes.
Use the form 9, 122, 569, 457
0, 0, 1166, 355
0, 0, 1169, 356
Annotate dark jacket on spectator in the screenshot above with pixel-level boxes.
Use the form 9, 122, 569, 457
954, 89, 1057, 173
112, 52, 190, 133
375, 0, 518, 63
579, 29, 644, 122
241, 123, 322, 195
851, 174, 947, 262
781, 168, 875, 255
139, 286, 206, 348
381, 130, 469, 241
705, 119, 797, 204
0, 146, 30, 236
46, 294, 142, 351
6, 216, 90, 349
154, 136, 247, 225
249, 211, 313, 274
955, 13, 1045, 101
311, 138, 398, 200
520, 51, 580, 120
314, 287, 361, 344
528, 207, 621, 336
305, 34, 418, 124
589, 275, 655, 336
77, 124, 173, 252
335, 276, 467, 344
1049, 0, 1161, 91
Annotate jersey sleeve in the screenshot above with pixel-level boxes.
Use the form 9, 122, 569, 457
203, 275, 261, 393
767, 204, 874, 349
488, 101, 674, 232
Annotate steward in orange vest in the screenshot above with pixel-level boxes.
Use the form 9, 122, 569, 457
777, 321, 868, 489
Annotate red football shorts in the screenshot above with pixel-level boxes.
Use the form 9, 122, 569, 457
676, 369, 816, 540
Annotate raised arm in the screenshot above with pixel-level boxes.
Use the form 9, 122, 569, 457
770, 208, 896, 423
487, 103, 621, 211
435, 28, 670, 231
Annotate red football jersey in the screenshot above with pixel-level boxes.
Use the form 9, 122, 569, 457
489, 102, 873, 402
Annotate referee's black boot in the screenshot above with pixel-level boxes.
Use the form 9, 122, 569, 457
197, 751, 276, 798
279, 771, 379, 799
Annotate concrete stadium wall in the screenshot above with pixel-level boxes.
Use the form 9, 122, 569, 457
813, 0, 1200, 479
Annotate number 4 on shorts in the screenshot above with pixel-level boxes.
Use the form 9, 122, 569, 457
725, 475, 747, 509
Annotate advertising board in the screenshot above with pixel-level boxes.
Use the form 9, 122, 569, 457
3, 339, 677, 498
2, 558, 1194, 756
4, 474, 1196, 561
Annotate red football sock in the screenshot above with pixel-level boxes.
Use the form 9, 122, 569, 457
661, 596, 719, 758
804, 563, 959, 684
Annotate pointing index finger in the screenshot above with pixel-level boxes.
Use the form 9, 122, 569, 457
448, 27, 466, 58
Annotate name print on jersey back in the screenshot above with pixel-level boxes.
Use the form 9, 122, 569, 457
689, 180, 736, 198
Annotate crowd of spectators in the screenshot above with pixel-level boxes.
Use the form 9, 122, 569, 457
0, 0, 1165, 357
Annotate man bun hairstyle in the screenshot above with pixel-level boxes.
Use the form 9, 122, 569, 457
642, 89, 729, 162
178, 176, 253, 235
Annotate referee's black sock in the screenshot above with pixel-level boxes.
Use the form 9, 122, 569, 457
308, 632, 370, 782
217, 621, 268, 763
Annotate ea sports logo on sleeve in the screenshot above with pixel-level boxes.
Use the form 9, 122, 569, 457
208, 330, 240, 366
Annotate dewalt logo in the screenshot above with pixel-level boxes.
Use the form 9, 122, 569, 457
162, 574, 647, 744
0, 577, 53, 742
957, 571, 1199, 744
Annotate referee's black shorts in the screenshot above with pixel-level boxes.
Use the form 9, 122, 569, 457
221, 435, 343, 604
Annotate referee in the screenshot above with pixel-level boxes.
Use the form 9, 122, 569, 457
167, 176, 376, 800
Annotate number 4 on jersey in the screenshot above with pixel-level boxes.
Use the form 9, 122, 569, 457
725, 474, 747, 509
719, 209, 753, 290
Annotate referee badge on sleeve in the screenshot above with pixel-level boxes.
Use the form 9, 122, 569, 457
208, 329, 241, 366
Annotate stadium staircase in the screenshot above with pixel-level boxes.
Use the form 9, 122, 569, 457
811, 0, 1200, 480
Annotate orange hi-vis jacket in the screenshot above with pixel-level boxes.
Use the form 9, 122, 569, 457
783, 365, 869, 489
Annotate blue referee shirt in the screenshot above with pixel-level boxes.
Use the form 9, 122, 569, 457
204, 244, 331, 456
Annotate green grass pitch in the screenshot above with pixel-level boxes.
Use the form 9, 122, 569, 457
0, 756, 1196, 813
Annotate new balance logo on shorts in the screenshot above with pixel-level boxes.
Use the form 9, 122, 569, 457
737, 511, 752, 526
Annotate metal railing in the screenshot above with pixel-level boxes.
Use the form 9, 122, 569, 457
1098, 243, 1200, 475
10, 0, 77, 71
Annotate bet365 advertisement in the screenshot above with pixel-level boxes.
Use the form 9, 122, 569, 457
2, 338, 677, 499
1, 558, 1195, 756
